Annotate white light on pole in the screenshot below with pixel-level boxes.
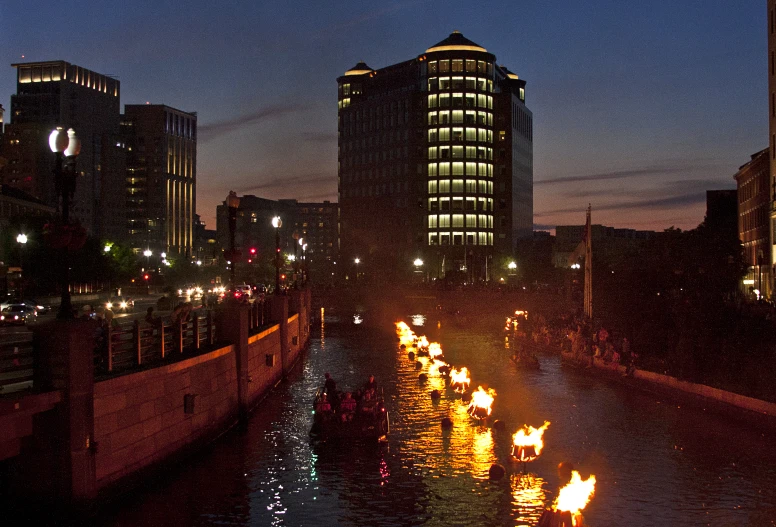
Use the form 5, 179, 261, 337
414, 258, 423, 267
16, 233, 27, 245
143, 249, 152, 257
508, 261, 517, 270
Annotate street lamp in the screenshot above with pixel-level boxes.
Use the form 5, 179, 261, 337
49, 127, 81, 319
17, 234, 27, 299
272, 215, 282, 293
298, 238, 305, 285
226, 191, 241, 289
354, 257, 360, 282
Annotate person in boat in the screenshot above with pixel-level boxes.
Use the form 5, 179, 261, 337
364, 374, 377, 399
340, 391, 356, 422
315, 393, 333, 414
324, 372, 337, 394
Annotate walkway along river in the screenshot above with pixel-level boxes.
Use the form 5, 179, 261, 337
93, 307, 776, 526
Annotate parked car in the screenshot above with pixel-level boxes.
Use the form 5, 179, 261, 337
0, 304, 37, 325
105, 298, 135, 312
1, 298, 48, 314
235, 284, 252, 297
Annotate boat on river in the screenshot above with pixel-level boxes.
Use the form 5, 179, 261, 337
310, 388, 390, 442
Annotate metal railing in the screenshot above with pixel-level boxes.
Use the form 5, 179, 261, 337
248, 299, 270, 331
0, 334, 33, 394
96, 310, 217, 375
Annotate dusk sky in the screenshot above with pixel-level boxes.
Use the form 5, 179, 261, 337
0, 1, 766, 232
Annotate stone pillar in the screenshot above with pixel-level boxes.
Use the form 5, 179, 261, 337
270, 295, 290, 378
216, 302, 250, 423
31, 319, 96, 507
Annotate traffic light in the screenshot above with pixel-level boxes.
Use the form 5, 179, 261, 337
250, 247, 257, 255
280, 273, 286, 281
143, 274, 150, 281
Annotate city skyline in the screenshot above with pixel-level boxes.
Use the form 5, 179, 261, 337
0, 1, 765, 232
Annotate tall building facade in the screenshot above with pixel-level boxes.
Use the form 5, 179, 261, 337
735, 148, 770, 298
121, 105, 197, 256
769, 1, 776, 292
337, 32, 532, 282
3, 61, 123, 235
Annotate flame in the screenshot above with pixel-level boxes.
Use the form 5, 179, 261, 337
467, 386, 495, 419
449, 367, 471, 392
511, 421, 551, 461
428, 359, 448, 377
428, 342, 443, 359
515, 310, 528, 317
396, 321, 417, 347
555, 471, 596, 515
417, 335, 429, 349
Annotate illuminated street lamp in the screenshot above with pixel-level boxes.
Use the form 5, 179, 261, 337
354, 257, 361, 282
103, 244, 111, 253
272, 216, 282, 293
414, 258, 423, 267
226, 191, 241, 288
49, 127, 81, 319
17, 234, 27, 298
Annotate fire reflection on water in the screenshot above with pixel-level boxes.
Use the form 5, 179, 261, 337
511, 473, 548, 527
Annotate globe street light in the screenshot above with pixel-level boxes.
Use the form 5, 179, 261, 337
272, 216, 282, 293
354, 257, 360, 282
298, 238, 305, 284
49, 127, 81, 319
17, 234, 27, 299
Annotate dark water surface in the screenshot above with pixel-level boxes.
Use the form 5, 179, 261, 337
95, 309, 776, 526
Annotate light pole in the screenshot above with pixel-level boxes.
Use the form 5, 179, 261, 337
272, 215, 282, 293
298, 238, 305, 285
414, 258, 424, 283
354, 257, 360, 283
302, 242, 307, 284
49, 127, 81, 319
16, 233, 27, 299
292, 230, 300, 288
226, 191, 241, 289
143, 249, 152, 270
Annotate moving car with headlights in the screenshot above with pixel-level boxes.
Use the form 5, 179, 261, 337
0, 304, 37, 325
106, 298, 134, 312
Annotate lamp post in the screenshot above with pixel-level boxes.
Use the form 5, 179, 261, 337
226, 191, 241, 289
292, 230, 300, 288
302, 242, 307, 284
414, 258, 424, 283
272, 215, 282, 293
298, 238, 305, 285
49, 127, 81, 319
16, 233, 27, 299
143, 249, 152, 269
354, 257, 360, 283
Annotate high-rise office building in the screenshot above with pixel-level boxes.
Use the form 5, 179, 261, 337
121, 104, 197, 256
768, 1, 776, 294
2, 61, 123, 235
337, 32, 532, 282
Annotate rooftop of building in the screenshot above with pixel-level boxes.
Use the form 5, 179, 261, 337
0, 184, 53, 208
123, 104, 197, 118
426, 31, 487, 53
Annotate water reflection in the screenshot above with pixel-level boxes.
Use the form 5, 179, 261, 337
511, 473, 548, 527
411, 314, 426, 327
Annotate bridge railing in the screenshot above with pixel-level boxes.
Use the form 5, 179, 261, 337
0, 334, 34, 394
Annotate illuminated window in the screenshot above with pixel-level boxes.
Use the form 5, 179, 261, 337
440, 197, 450, 210
477, 61, 486, 73
439, 128, 451, 141
439, 93, 450, 107
439, 60, 450, 72
428, 147, 438, 159
429, 61, 438, 74
479, 198, 487, 211
478, 180, 487, 193
488, 232, 494, 245
488, 96, 493, 109
429, 233, 438, 245
466, 197, 476, 210
478, 149, 488, 161
488, 198, 494, 211
439, 146, 450, 159
439, 180, 451, 193
343, 83, 350, 95
428, 215, 438, 228
488, 80, 493, 93
479, 232, 488, 245
466, 162, 477, 175
452, 93, 463, 107
428, 111, 438, 125
439, 162, 450, 176
465, 180, 476, 193
477, 111, 487, 125
452, 59, 463, 72
499, 130, 506, 141
439, 214, 451, 228
428, 163, 438, 177
439, 110, 450, 124
452, 162, 464, 175
519, 87, 525, 101
477, 78, 487, 91
440, 77, 451, 89
466, 128, 476, 141
428, 181, 438, 193
466, 233, 477, 245
428, 198, 438, 210
440, 233, 450, 245
465, 110, 476, 124
453, 232, 464, 245
428, 77, 438, 91
466, 59, 476, 72
478, 129, 487, 142
452, 179, 464, 192
478, 94, 487, 108
452, 128, 463, 142
488, 164, 494, 177
465, 78, 476, 90
488, 181, 493, 194
428, 129, 438, 142
452, 110, 463, 123
428, 94, 438, 108
465, 93, 476, 108
452, 214, 464, 227
466, 214, 477, 227
452, 146, 464, 158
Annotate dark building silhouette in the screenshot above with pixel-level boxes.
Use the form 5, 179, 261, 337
121, 104, 197, 256
2, 60, 123, 236
735, 148, 770, 298
337, 31, 533, 282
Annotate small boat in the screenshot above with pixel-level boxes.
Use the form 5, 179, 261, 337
310, 388, 389, 442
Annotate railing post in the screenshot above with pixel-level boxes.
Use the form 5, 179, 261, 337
106, 324, 113, 373
177, 319, 184, 354
160, 322, 166, 359
193, 315, 200, 351
134, 320, 141, 366
207, 310, 214, 346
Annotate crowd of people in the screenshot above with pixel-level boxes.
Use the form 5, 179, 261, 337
314, 373, 383, 424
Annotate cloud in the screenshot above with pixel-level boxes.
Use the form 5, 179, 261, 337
302, 131, 338, 143
535, 192, 707, 217
314, 0, 427, 38
231, 173, 334, 194
559, 177, 734, 200
535, 160, 724, 186
198, 105, 306, 142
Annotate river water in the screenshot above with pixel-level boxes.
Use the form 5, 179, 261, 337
96, 307, 776, 527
